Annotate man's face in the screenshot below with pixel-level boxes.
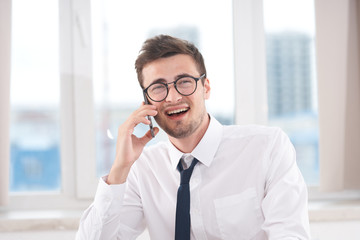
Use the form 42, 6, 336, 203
142, 54, 210, 139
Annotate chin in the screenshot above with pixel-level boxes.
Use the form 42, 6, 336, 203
157, 121, 193, 139
155, 115, 204, 140
165, 127, 194, 139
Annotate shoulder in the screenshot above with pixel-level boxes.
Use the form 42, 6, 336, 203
220, 124, 291, 157
222, 124, 285, 142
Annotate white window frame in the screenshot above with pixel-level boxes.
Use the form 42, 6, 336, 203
6, 0, 360, 211
60, 0, 98, 199
7, 0, 97, 211
233, 0, 360, 201
233, 0, 268, 126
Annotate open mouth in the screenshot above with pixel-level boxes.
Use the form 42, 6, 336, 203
166, 107, 189, 116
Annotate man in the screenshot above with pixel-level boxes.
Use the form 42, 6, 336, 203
76, 35, 311, 239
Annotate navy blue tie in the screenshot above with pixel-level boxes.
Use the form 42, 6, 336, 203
175, 157, 198, 240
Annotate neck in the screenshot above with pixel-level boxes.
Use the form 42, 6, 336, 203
169, 114, 210, 153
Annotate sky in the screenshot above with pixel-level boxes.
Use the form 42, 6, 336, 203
263, 0, 316, 34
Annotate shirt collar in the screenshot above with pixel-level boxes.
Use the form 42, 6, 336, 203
168, 115, 223, 170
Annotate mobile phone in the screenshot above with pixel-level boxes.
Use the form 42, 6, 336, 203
143, 92, 155, 138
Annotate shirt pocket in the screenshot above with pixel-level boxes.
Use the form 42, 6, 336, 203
214, 188, 263, 240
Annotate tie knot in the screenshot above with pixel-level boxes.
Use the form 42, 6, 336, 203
177, 157, 198, 185
182, 154, 194, 168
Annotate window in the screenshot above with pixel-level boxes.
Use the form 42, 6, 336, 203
6, 0, 97, 208
3, 0, 358, 214
6, 0, 235, 208
10, 0, 61, 192
91, 0, 235, 176
263, 0, 319, 185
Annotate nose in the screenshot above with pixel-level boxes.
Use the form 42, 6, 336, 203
165, 83, 182, 102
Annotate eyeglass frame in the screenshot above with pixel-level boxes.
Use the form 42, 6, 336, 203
143, 74, 206, 102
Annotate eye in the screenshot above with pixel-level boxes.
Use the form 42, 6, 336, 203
177, 78, 194, 88
149, 83, 166, 94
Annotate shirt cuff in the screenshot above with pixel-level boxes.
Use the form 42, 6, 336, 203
93, 176, 126, 217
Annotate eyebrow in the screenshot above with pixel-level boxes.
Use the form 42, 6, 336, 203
175, 73, 194, 80
148, 73, 196, 86
150, 78, 167, 85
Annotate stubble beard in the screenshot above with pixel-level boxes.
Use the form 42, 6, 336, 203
154, 105, 206, 139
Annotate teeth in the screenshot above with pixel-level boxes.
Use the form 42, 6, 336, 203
167, 108, 188, 115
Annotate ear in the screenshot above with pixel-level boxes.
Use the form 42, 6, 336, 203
203, 78, 211, 100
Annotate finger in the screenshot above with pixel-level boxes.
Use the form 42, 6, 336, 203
134, 105, 157, 118
133, 111, 157, 126
140, 108, 158, 118
124, 108, 157, 129
120, 105, 157, 134
140, 127, 159, 144
140, 104, 157, 112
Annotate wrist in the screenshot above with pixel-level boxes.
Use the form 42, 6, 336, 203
107, 165, 132, 184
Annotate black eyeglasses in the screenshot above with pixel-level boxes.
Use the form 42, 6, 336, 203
143, 74, 206, 102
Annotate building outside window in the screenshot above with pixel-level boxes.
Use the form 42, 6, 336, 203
263, 0, 319, 185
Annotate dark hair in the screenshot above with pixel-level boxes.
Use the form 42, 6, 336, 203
135, 35, 207, 88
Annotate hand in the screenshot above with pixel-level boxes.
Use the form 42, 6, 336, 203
107, 103, 159, 184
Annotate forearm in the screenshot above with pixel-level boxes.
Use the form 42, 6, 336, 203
107, 164, 132, 185
76, 177, 127, 240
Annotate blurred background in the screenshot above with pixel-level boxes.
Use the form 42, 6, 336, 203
0, 0, 360, 239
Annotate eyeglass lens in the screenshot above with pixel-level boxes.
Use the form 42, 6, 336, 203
147, 77, 197, 102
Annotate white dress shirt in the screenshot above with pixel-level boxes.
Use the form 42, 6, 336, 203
76, 116, 310, 240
